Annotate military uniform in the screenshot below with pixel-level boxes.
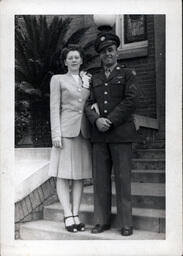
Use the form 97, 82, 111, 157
86, 65, 138, 143
85, 32, 138, 232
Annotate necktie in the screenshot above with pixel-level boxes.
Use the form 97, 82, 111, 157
105, 68, 111, 78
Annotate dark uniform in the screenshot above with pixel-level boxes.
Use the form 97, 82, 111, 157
85, 33, 138, 232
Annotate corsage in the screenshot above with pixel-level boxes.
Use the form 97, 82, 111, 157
80, 71, 92, 89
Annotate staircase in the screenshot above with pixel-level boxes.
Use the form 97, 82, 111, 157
19, 148, 165, 240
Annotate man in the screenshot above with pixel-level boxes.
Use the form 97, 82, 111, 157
85, 32, 138, 236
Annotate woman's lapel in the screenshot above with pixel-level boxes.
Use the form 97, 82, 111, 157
66, 72, 82, 87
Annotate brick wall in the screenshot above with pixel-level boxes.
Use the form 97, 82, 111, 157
15, 177, 58, 239
119, 16, 157, 118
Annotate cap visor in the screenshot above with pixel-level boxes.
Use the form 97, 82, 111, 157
97, 41, 117, 53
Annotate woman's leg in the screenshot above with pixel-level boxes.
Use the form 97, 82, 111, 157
56, 178, 74, 226
72, 179, 84, 224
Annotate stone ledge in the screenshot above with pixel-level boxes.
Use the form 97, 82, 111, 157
15, 147, 51, 161
133, 114, 159, 130
118, 45, 148, 60
15, 160, 50, 202
15, 148, 51, 202
14, 147, 57, 239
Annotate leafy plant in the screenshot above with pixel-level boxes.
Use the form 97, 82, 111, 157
15, 15, 97, 146
15, 82, 31, 145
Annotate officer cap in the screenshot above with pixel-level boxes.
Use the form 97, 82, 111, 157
95, 33, 120, 53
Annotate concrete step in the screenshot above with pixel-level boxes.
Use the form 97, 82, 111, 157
20, 220, 165, 240
132, 158, 165, 170
81, 183, 165, 209
131, 169, 165, 183
43, 203, 165, 233
111, 169, 165, 184
133, 149, 165, 159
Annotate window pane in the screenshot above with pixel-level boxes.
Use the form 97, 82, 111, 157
124, 15, 147, 44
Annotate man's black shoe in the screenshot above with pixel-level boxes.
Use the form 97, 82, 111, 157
121, 226, 133, 236
91, 224, 110, 234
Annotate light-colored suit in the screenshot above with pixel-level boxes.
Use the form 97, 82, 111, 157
50, 73, 91, 141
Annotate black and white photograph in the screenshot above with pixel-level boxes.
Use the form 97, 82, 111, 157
0, 0, 182, 256
14, 14, 166, 240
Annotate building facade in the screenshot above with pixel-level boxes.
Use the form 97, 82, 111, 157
16, 14, 165, 148
70, 14, 165, 148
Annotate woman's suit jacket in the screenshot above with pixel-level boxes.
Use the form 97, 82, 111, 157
50, 73, 91, 141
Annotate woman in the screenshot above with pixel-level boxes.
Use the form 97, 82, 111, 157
48, 45, 93, 233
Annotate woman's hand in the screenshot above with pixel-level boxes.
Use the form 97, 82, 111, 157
52, 137, 63, 148
91, 103, 100, 115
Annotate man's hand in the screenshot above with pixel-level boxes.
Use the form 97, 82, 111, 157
52, 137, 63, 148
96, 118, 112, 132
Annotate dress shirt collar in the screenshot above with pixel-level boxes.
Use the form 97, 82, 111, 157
104, 62, 118, 73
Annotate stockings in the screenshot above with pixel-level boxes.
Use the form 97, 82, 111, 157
56, 178, 84, 225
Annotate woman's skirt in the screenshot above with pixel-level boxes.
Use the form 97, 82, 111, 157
48, 134, 92, 180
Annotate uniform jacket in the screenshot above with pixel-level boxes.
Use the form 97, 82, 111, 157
50, 73, 91, 141
85, 64, 138, 143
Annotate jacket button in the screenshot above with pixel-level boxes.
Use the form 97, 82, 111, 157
104, 91, 108, 95
105, 83, 108, 86
104, 110, 108, 113
104, 100, 108, 104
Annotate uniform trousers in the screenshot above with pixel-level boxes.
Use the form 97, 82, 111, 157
93, 142, 133, 227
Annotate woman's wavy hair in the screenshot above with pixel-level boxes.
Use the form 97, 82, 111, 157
61, 44, 84, 63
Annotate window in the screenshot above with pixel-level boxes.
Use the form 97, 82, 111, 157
116, 15, 148, 59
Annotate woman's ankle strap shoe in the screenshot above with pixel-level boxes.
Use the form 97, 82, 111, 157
64, 216, 78, 233
73, 215, 85, 231
76, 222, 85, 231
64, 215, 73, 221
